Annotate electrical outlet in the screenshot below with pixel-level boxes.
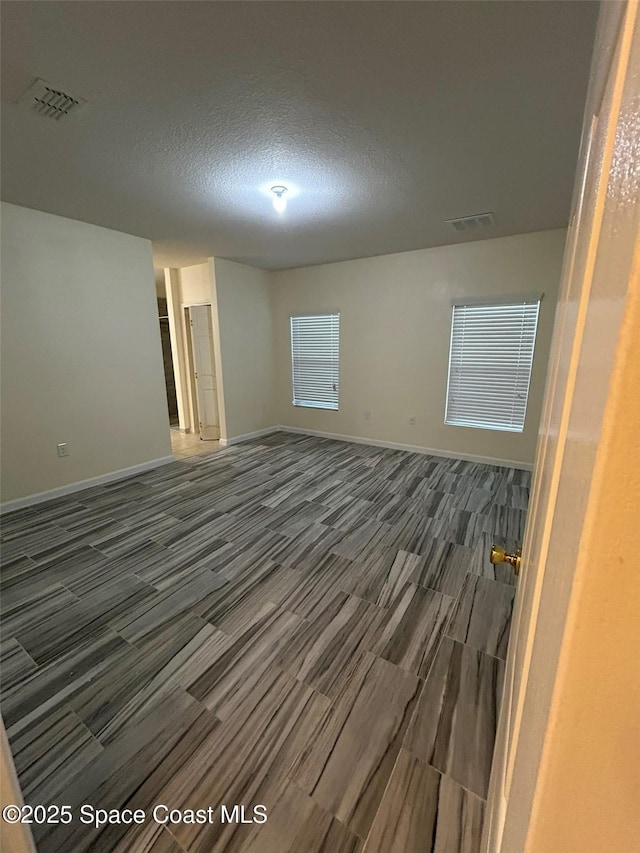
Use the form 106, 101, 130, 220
409, 416, 416, 426
57, 442, 69, 457
364, 410, 371, 420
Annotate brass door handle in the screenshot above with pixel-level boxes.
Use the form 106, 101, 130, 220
490, 544, 522, 576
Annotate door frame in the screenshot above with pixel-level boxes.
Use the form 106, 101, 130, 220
483, 1, 640, 849
185, 303, 220, 441
182, 304, 200, 435
1, 715, 35, 852
180, 301, 219, 438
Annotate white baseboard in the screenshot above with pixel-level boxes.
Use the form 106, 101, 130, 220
219, 426, 280, 448
1, 428, 531, 515
0, 455, 175, 514
276, 425, 533, 471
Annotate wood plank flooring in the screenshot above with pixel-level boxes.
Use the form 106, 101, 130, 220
0, 432, 528, 852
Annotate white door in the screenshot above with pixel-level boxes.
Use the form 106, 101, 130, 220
189, 305, 219, 441
483, 2, 639, 851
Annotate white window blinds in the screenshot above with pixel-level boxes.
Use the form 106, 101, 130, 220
290, 314, 340, 410
445, 298, 541, 432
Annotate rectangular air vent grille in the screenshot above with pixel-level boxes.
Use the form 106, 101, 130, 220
21, 78, 84, 120
446, 212, 496, 233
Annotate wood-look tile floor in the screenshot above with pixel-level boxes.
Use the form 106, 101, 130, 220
0, 432, 528, 853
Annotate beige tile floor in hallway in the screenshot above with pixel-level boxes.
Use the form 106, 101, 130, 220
0, 432, 526, 852
170, 429, 221, 460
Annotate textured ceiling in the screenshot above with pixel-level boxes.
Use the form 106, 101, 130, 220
1, 1, 599, 271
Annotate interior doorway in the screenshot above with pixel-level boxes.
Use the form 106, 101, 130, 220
184, 303, 220, 441
170, 302, 222, 460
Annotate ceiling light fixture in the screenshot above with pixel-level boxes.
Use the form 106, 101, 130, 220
271, 185, 288, 213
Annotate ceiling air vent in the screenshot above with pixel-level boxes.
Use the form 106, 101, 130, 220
446, 212, 496, 233
20, 78, 85, 121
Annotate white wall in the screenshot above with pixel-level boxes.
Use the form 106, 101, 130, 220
179, 262, 212, 305
270, 229, 566, 466
211, 257, 275, 440
0, 204, 564, 505
0, 203, 172, 505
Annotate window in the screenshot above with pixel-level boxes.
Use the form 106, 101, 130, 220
290, 313, 340, 410
445, 296, 541, 432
